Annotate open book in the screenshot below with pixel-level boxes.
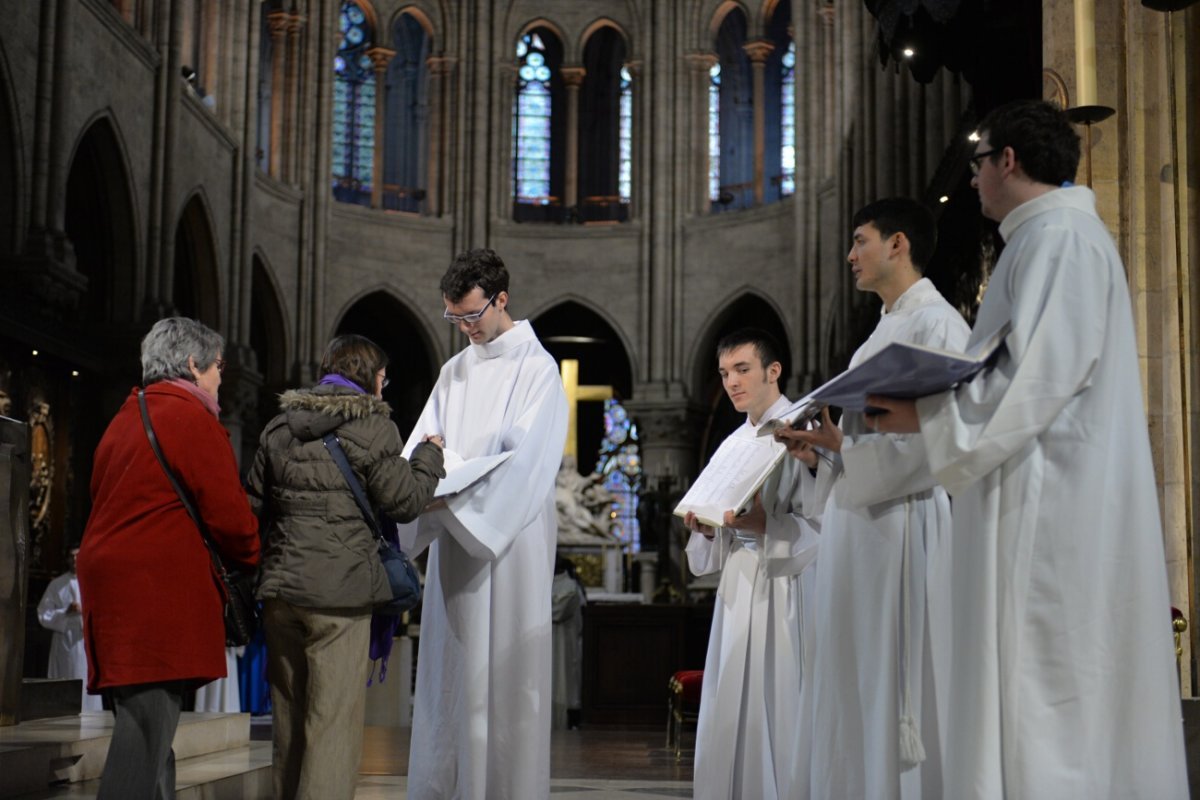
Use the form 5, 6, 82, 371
672, 434, 787, 529
757, 322, 1010, 434
435, 449, 513, 498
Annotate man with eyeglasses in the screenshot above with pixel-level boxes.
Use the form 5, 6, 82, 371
400, 248, 568, 800
867, 100, 1188, 797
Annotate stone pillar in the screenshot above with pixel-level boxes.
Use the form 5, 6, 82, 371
218, 346, 264, 469
367, 47, 396, 209
561, 66, 586, 215
684, 52, 718, 215
283, 12, 306, 185
266, 10, 289, 180
743, 40, 775, 206
425, 56, 455, 217
0, 418, 30, 726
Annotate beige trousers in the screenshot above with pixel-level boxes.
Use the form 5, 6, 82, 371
264, 599, 372, 800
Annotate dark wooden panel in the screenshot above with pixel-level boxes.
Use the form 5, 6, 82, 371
582, 603, 712, 726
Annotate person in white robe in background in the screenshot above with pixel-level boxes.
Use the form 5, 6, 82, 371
778, 198, 968, 799
550, 556, 586, 730
37, 547, 103, 712
869, 100, 1188, 797
683, 329, 819, 800
400, 248, 568, 800
192, 646, 243, 712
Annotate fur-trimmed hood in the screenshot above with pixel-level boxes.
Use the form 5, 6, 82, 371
277, 385, 392, 441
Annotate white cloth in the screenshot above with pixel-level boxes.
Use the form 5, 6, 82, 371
37, 572, 103, 711
400, 320, 568, 800
806, 278, 969, 800
916, 186, 1188, 797
550, 571, 585, 729
193, 647, 243, 712
686, 394, 820, 800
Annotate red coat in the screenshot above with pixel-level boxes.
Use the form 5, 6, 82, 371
77, 383, 259, 691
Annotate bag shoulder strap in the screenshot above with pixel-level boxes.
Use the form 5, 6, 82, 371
138, 388, 226, 574
322, 432, 382, 540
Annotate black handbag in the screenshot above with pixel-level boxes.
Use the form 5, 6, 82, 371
322, 433, 423, 615
138, 389, 259, 647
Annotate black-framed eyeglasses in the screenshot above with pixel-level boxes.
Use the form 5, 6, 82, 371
444, 294, 497, 325
968, 149, 998, 175
214, 357, 226, 374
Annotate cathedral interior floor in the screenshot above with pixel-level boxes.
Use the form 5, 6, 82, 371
352, 725, 695, 798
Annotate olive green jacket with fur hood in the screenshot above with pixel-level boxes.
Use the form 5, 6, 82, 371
246, 385, 445, 610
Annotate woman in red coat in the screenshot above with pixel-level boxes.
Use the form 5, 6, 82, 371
77, 317, 259, 800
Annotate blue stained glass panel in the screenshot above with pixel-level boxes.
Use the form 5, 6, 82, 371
593, 400, 642, 550
513, 33, 552, 203
708, 64, 721, 202
619, 67, 632, 203
781, 41, 795, 196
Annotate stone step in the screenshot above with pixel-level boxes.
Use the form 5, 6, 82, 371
10, 740, 273, 799
0, 711, 252, 794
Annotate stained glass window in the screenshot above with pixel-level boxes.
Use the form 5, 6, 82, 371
708, 63, 721, 202
593, 399, 642, 550
619, 66, 633, 204
332, 1, 375, 206
513, 33, 552, 203
781, 41, 796, 196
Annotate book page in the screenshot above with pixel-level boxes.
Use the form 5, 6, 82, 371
673, 435, 785, 528
435, 449, 514, 497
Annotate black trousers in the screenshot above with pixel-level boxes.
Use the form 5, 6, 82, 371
97, 681, 185, 800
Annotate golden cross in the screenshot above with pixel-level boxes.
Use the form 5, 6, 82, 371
559, 359, 613, 458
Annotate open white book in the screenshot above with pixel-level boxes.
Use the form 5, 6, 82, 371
435, 449, 513, 498
756, 322, 1011, 435
672, 434, 787, 529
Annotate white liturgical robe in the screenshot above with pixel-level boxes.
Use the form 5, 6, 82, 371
686, 394, 820, 800
915, 187, 1188, 797
400, 320, 568, 800
806, 278, 969, 800
37, 572, 103, 711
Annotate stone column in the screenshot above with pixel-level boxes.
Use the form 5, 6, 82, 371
743, 40, 774, 206
367, 47, 396, 209
0, 419, 30, 726
425, 56, 455, 216
684, 52, 718, 215
561, 66, 586, 215
283, 12, 306, 185
266, 10, 289, 180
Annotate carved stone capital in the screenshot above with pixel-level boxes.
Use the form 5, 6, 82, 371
561, 66, 586, 88
742, 39, 775, 64
267, 10, 290, 38
426, 55, 457, 76
366, 46, 396, 73
623, 60, 643, 79
285, 12, 306, 34
683, 51, 719, 74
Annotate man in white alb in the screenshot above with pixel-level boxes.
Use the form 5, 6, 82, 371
683, 328, 819, 800
777, 197, 968, 799
869, 100, 1188, 797
401, 249, 568, 800
37, 546, 103, 712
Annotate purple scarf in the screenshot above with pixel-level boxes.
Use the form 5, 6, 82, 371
318, 373, 367, 393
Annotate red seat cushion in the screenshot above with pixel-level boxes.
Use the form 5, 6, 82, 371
670, 670, 704, 704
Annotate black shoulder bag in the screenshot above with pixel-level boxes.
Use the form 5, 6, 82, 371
138, 388, 259, 647
322, 433, 422, 615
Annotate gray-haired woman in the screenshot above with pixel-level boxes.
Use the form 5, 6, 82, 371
78, 317, 260, 800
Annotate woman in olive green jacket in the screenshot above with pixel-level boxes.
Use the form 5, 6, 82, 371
245, 334, 443, 800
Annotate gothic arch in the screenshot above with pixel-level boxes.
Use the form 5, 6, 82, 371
707, 0, 752, 41
389, 4, 437, 49
64, 113, 140, 326
578, 18, 632, 62
688, 290, 791, 465
344, 0, 380, 34
249, 249, 291, 385
527, 293, 639, 383
513, 17, 569, 52
171, 189, 222, 329
0, 39, 23, 257
530, 298, 635, 470
332, 288, 440, 436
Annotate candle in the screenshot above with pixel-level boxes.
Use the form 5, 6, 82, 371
1074, 0, 1097, 106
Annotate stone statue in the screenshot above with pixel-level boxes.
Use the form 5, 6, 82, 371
555, 456, 615, 544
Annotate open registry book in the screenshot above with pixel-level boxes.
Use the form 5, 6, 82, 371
756, 322, 1012, 435
672, 433, 788, 529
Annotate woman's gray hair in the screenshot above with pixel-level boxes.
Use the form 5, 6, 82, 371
141, 317, 224, 385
